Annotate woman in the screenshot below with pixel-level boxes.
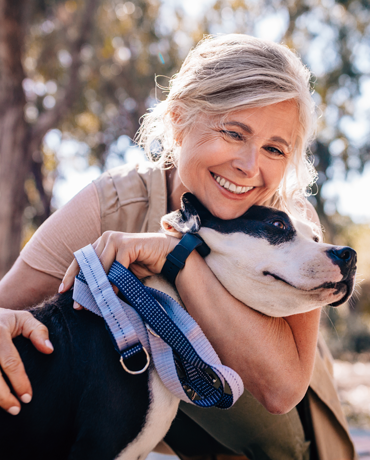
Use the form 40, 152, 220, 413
0, 35, 355, 460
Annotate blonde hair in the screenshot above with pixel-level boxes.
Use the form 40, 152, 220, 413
136, 34, 318, 217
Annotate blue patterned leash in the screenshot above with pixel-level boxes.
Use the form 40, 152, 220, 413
73, 244, 244, 408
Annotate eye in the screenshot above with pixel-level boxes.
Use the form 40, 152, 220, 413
220, 130, 244, 141
313, 235, 320, 243
264, 146, 285, 157
271, 220, 286, 230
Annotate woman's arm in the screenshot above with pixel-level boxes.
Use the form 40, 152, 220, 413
176, 251, 320, 414
0, 258, 60, 310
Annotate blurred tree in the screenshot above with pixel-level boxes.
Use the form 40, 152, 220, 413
0, 0, 101, 277
0, 0, 183, 278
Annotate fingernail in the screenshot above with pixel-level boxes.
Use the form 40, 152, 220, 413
8, 406, 20, 416
20, 393, 32, 404
45, 340, 54, 351
58, 283, 64, 293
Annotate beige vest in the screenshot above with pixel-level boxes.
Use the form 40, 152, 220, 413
94, 162, 357, 460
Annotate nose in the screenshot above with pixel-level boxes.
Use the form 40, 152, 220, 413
232, 144, 259, 178
326, 246, 357, 276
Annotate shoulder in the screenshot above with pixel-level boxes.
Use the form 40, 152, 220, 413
93, 162, 165, 214
93, 162, 167, 233
94, 162, 163, 201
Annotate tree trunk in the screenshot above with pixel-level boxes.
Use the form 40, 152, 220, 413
0, 0, 30, 279
0, 0, 99, 279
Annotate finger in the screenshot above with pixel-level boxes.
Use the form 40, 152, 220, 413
99, 242, 123, 273
91, 236, 103, 254
0, 331, 33, 406
95, 233, 133, 272
0, 371, 23, 415
73, 301, 84, 310
19, 312, 54, 355
61, 259, 80, 292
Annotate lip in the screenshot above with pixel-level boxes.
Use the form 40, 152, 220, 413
210, 172, 255, 200
263, 270, 354, 307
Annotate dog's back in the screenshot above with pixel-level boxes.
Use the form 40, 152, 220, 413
0, 291, 150, 460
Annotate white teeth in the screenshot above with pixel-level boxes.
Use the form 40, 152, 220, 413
212, 173, 254, 195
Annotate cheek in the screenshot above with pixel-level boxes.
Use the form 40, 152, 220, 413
178, 140, 224, 181
263, 159, 287, 186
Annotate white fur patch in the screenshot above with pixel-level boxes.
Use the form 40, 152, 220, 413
115, 370, 178, 460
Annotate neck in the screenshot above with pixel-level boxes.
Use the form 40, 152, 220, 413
166, 168, 189, 212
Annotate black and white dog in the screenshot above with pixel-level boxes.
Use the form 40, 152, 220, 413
0, 194, 356, 460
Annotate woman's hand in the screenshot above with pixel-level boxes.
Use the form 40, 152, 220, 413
0, 309, 54, 414
60, 232, 179, 302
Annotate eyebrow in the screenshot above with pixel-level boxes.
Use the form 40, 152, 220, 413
224, 121, 292, 149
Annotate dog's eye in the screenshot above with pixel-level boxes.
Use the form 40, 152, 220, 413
271, 220, 285, 230
313, 235, 320, 243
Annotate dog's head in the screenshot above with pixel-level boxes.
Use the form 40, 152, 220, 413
162, 193, 357, 317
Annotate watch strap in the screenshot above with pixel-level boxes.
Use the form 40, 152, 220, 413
161, 233, 210, 284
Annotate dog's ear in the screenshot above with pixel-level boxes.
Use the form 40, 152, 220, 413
161, 193, 208, 236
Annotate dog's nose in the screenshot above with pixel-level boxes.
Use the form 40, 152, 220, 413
326, 246, 357, 273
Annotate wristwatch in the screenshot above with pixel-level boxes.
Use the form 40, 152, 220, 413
161, 233, 210, 284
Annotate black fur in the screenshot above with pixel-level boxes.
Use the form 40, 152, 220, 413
170, 193, 297, 246
0, 291, 150, 460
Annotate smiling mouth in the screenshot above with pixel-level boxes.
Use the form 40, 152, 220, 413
211, 172, 254, 195
263, 271, 352, 306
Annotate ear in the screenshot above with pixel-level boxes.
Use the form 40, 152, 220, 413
161, 193, 207, 236
169, 108, 184, 145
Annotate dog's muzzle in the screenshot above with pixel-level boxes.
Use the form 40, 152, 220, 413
325, 246, 357, 307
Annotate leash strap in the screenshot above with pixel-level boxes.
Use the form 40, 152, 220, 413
73, 244, 244, 408
73, 245, 148, 366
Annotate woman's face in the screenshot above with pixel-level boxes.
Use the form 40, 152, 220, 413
177, 100, 299, 220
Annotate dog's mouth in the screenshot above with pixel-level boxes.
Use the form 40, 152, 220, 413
263, 271, 354, 307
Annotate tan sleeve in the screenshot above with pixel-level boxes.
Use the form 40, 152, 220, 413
20, 183, 101, 280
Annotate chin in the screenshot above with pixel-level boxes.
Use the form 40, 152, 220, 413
210, 206, 248, 220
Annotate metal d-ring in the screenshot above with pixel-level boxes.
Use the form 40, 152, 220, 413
120, 347, 150, 375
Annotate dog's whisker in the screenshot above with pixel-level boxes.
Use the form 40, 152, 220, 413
322, 307, 340, 341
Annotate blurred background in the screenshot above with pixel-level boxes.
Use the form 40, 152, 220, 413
1, 0, 370, 450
